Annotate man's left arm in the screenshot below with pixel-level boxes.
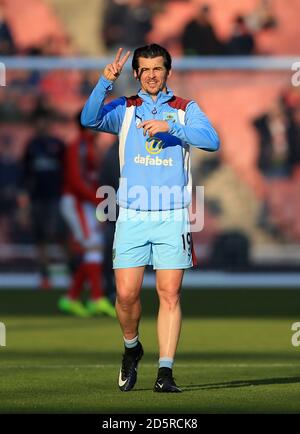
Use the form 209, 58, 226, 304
168, 101, 220, 151
139, 101, 220, 151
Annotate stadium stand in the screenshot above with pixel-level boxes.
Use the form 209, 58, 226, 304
3, 0, 67, 54
1, 0, 300, 274
148, 0, 300, 56
42, 0, 106, 55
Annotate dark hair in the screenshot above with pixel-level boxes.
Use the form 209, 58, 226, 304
132, 44, 172, 73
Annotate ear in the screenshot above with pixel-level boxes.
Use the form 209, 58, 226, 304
133, 70, 139, 80
167, 68, 172, 79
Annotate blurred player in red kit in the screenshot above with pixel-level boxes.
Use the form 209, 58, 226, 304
58, 114, 116, 317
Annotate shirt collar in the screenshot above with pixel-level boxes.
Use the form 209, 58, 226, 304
137, 86, 174, 105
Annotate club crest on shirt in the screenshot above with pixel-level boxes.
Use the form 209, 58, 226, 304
163, 112, 177, 122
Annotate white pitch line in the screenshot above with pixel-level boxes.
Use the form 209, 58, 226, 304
0, 363, 299, 369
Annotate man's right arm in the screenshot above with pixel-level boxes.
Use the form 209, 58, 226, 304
81, 48, 131, 135
81, 76, 125, 135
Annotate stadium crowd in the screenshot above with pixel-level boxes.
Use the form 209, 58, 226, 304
1, 0, 300, 300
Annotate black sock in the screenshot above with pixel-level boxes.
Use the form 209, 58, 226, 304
158, 367, 172, 378
124, 341, 141, 355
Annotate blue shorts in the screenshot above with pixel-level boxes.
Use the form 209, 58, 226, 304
113, 207, 196, 270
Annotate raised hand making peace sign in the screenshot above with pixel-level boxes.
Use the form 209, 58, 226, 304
103, 48, 131, 82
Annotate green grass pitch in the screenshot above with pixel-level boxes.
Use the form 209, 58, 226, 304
1, 288, 300, 413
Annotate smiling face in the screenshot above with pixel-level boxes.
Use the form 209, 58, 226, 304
134, 56, 171, 98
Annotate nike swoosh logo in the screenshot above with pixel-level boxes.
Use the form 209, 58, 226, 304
118, 369, 127, 387
157, 382, 163, 389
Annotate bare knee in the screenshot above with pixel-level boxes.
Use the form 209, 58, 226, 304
115, 268, 144, 310
157, 285, 181, 311
117, 287, 140, 310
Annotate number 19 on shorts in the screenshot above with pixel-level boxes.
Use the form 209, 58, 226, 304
182, 232, 192, 256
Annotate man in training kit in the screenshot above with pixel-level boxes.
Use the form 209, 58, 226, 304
81, 44, 220, 392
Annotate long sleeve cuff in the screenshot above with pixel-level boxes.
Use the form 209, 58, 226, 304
100, 75, 114, 91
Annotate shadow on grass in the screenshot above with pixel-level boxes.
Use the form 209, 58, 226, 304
183, 376, 300, 391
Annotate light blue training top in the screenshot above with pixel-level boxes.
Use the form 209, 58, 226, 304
81, 76, 220, 211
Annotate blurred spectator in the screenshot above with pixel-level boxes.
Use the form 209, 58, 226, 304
253, 99, 299, 178
17, 108, 66, 290
58, 115, 116, 318
0, 3, 16, 55
253, 98, 300, 236
102, 0, 152, 51
225, 15, 255, 56
0, 135, 19, 215
246, 0, 277, 32
102, 0, 128, 50
181, 4, 223, 56
289, 105, 300, 173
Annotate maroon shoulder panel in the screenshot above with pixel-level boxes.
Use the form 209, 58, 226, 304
167, 96, 191, 111
126, 95, 143, 107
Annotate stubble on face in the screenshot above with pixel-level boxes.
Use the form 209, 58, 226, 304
135, 56, 171, 98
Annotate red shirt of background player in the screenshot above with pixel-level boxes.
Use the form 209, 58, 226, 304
63, 130, 99, 206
